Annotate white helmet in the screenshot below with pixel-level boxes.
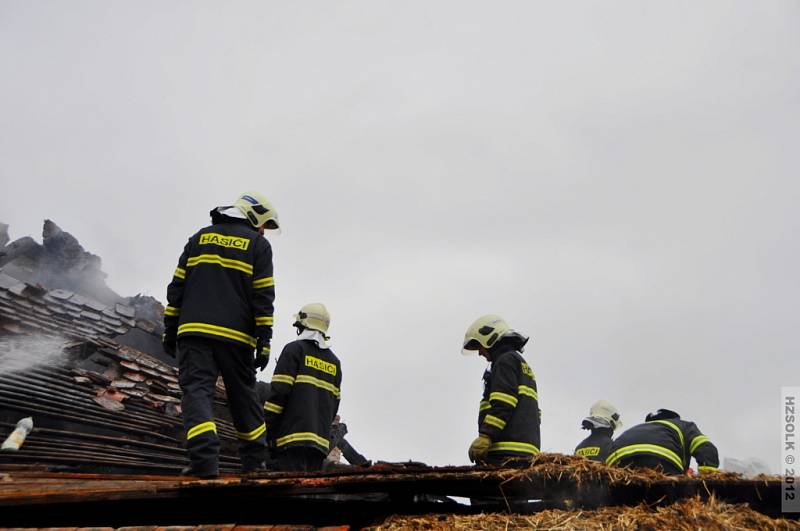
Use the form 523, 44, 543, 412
293, 303, 331, 334
233, 192, 280, 230
462, 314, 528, 355
583, 400, 622, 430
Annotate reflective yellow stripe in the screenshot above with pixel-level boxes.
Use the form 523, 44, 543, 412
178, 322, 256, 347
164, 305, 180, 317
272, 374, 295, 385
187, 421, 217, 440
606, 444, 684, 471
253, 276, 275, 289
489, 391, 518, 407
276, 432, 330, 450
236, 423, 266, 441
484, 414, 507, 430
690, 435, 711, 454
255, 316, 274, 326
186, 254, 253, 275
648, 419, 685, 449
264, 401, 284, 414
174, 267, 186, 279
698, 465, 718, 472
518, 385, 538, 401
296, 374, 341, 399
479, 400, 491, 412
488, 441, 540, 455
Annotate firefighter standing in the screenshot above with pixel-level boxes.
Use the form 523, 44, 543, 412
163, 192, 279, 477
463, 315, 541, 464
574, 400, 621, 462
606, 408, 719, 475
264, 303, 342, 472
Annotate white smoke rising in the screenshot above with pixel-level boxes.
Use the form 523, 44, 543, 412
723, 457, 773, 477
0, 335, 71, 375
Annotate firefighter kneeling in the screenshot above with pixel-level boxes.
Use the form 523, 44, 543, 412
606, 408, 719, 475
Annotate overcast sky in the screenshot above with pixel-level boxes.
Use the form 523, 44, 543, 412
1, 1, 798, 471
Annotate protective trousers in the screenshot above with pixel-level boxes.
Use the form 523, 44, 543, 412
178, 337, 267, 472
273, 447, 325, 472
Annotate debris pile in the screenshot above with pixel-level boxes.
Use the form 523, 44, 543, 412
376, 496, 800, 530
0, 266, 168, 364
0, 339, 244, 473
0, 220, 164, 344
1, 220, 117, 305
0, 224, 245, 473
492, 452, 744, 485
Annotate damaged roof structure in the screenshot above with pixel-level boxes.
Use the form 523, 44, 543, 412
0, 221, 798, 530
0, 221, 244, 475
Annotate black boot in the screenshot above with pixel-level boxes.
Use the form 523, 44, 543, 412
181, 464, 219, 478
242, 461, 267, 474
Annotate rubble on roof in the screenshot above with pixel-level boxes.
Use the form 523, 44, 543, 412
0, 220, 164, 344
0, 270, 168, 361
377, 496, 800, 530
1, 271, 127, 341
0, 220, 117, 305
0, 338, 241, 474
0, 237, 243, 474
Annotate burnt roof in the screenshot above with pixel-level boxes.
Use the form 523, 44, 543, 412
0, 271, 243, 475
0, 271, 169, 363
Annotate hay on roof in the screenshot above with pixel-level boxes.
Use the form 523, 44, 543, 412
375, 496, 800, 530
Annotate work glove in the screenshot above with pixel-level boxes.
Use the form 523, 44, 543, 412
468, 434, 492, 463
162, 333, 176, 358
253, 336, 270, 371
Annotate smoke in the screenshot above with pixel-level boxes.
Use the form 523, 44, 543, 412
0, 335, 71, 375
722, 457, 772, 477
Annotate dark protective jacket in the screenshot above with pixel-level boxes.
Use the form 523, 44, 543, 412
164, 212, 275, 349
264, 339, 342, 455
575, 427, 614, 462
606, 418, 719, 473
257, 382, 366, 465
478, 341, 541, 458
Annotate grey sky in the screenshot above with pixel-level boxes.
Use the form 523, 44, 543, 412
1, 1, 798, 469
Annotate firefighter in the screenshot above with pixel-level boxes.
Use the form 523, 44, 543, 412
574, 400, 621, 462
463, 314, 541, 465
606, 408, 719, 475
257, 383, 367, 468
264, 303, 342, 472
163, 192, 279, 477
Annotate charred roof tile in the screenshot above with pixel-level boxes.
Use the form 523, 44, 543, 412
48, 289, 75, 300
81, 310, 103, 321
115, 304, 136, 318
83, 299, 107, 312
0, 272, 25, 290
